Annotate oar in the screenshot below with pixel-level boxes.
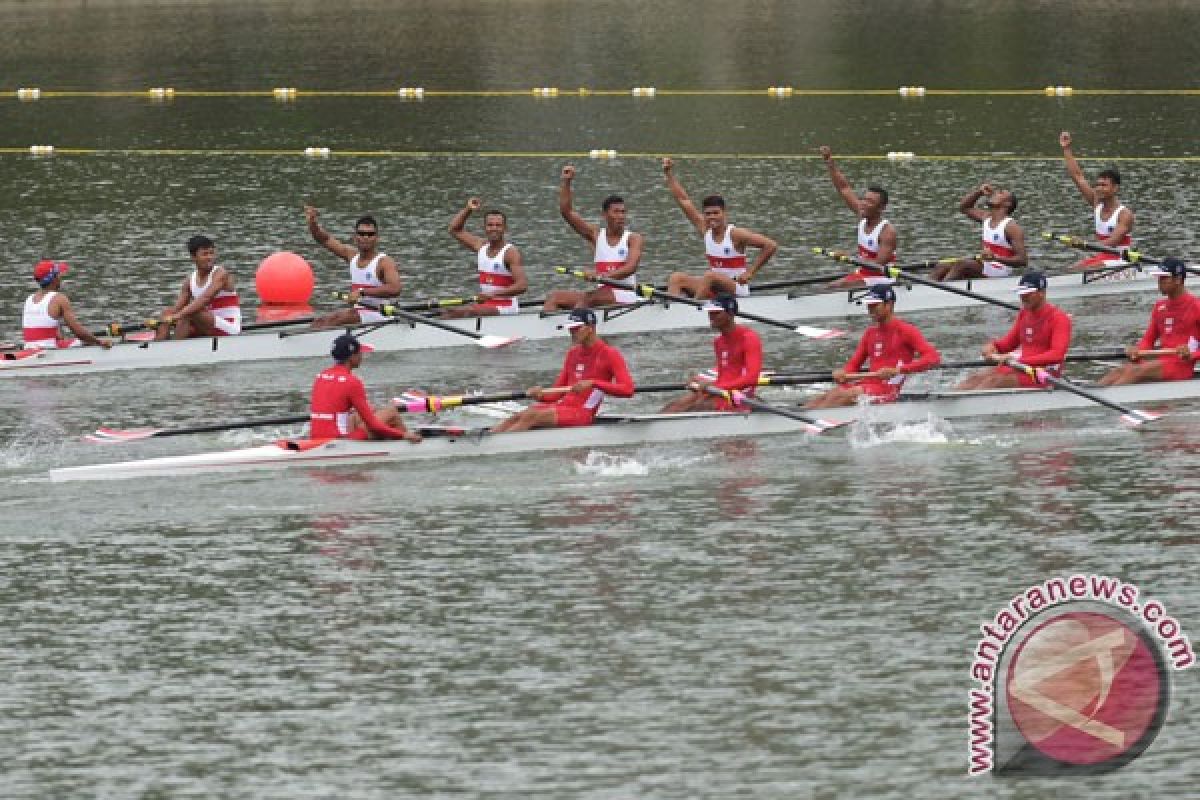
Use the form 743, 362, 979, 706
554, 267, 845, 339
696, 385, 846, 433
810, 248, 1021, 311
1041, 232, 1196, 274
335, 291, 544, 313
86, 414, 310, 443
93, 318, 163, 337
1004, 359, 1163, 427
809, 248, 962, 275
374, 303, 522, 348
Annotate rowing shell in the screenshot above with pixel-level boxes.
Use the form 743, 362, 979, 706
48, 377, 1195, 481
6, 268, 1151, 378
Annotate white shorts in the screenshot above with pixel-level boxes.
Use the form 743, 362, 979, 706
213, 311, 242, 335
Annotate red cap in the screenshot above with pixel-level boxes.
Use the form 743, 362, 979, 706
34, 260, 69, 286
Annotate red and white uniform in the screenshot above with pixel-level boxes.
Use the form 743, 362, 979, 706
991, 303, 1073, 388
710, 325, 763, 410
594, 229, 638, 304
22, 292, 76, 348
1079, 204, 1134, 269
980, 217, 1016, 278
350, 253, 398, 323
843, 318, 941, 402
1137, 291, 1200, 380
535, 339, 634, 427
477, 243, 519, 314
310, 363, 409, 440
705, 226, 749, 297
190, 267, 241, 335
849, 218, 895, 283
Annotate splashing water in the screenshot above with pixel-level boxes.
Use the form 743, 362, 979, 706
572, 448, 713, 477
847, 411, 956, 449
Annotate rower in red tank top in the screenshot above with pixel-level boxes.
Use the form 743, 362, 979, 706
1100, 258, 1200, 385
661, 293, 764, 413
492, 308, 635, 432
310, 333, 421, 442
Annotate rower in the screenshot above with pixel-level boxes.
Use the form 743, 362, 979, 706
442, 197, 528, 318
805, 284, 941, 408
818, 145, 897, 288
305, 207, 402, 329
492, 308, 634, 432
956, 271, 1073, 389
21, 260, 111, 349
1100, 258, 1200, 385
661, 293, 763, 412
931, 183, 1027, 281
154, 235, 242, 340
310, 333, 420, 442
661, 157, 778, 299
542, 165, 645, 312
1060, 131, 1136, 271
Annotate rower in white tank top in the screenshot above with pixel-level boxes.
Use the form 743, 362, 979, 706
980, 216, 1016, 278
22, 292, 74, 348
189, 267, 242, 335
595, 229, 638, 304
705, 226, 750, 297
349, 253, 398, 323
477, 243, 520, 314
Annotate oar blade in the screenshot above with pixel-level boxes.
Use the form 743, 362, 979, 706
477, 334, 524, 349
794, 325, 846, 339
1120, 409, 1165, 428
803, 417, 850, 435
84, 427, 163, 444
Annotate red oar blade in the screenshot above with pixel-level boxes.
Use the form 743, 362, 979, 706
803, 417, 850, 434
84, 427, 164, 444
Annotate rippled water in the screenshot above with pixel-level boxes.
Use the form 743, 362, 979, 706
3, 2, 1198, 798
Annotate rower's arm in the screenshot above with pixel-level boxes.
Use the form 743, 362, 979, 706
958, 186, 988, 222
1024, 312, 1073, 367
900, 326, 941, 373
175, 266, 227, 317
1101, 207, 1135, 248
1136, 313, 1161, 351
448, 201, 485, 252
842, 333, 871, 376
305, 205, 357, 261
662, 158, 706, 234
558, 166, 597, 244
716, 331, 763, 391
733, 228, 777, 282
53, 295, 106, 347
1060, 133, 1097, 207
871, 223, 898, 266
350, 383, 410, 440
819, 146, 861, 215
370, 257, 403, 298
604, 232, 643, 281
990, 318, 1022, 357
593, 347, 635, 398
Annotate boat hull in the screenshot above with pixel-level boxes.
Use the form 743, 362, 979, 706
49, 378, 1198, 481
6, 269, 1154, 377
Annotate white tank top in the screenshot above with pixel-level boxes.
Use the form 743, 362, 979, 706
857, 218, 894, 264
980, 217, 1015, 277
1094, 204, 1132, 246
477, 242, 519, 313
594, 229, 635, 288
22, 292, 60, 347
349, 253, 395, 309
189, 267, 241, 320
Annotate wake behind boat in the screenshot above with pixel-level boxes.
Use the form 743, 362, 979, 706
4, 268, 1154, 377
48, 377, 1197, 481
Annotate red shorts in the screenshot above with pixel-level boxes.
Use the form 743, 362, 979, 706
846, 268, 887, 283
994, 364, 1059, 388
853, 379, 901, 403
1157, 356, 1196, 381
535, 402, 595, 427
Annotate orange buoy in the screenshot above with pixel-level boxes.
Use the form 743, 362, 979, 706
256, 251, 314, 304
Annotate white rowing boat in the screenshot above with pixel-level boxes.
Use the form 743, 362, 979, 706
6, 267, 1153, 377
48, 377, 1196, 481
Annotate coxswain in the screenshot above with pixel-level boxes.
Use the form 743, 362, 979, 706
21, 260, 111, 349
154, 235, 241, 340
310, 333, 420, 441
931, 183, 1027, 281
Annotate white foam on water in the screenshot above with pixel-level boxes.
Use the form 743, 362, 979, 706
847, 411, 956, 449
572, 448, 711, 477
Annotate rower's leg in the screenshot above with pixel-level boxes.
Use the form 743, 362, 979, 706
660, 391, 704, 413
584, 287, 618, 307
442, 304, 499, 319
667, 273, 701, 297
702, 272, 739, 299
804, 386, 863, 409
1098, 361, 1163, 386
955, 369, 1022, 390
542, 290, 582, 312
154, 307, 174, 340
492, 407, 557, 433
310, 309, 363, 329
